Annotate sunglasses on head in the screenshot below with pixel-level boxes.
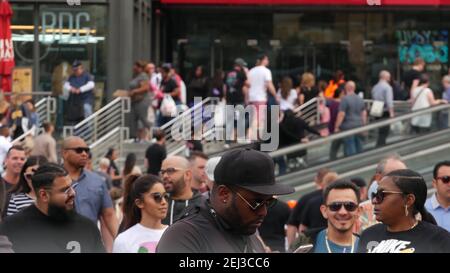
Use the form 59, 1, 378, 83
150, 192, 170, 203
326, 201, 358, 212
437, 176, 450, 184
65, 147, 90, 154
371, 190, 404, 204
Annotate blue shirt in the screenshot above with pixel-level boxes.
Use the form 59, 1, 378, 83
74, 169, 113, 223
314, 229, 359, 253
425, 194, 450, 232
68, 72, 94, 102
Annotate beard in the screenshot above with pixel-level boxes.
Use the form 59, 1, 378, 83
48, 203, 75, 222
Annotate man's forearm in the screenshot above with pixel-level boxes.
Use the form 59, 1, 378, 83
102, 209, 118, 238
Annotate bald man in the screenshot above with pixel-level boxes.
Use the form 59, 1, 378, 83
160, 156, 204, 225
335, 81, 367, 157
62, 137, 118, 243
371, 70, 394, 147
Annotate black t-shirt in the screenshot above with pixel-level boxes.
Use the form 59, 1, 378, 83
161, 77, 179, 99
259, 200, 291, 252
402, 69, 422, 97
288, 189, 322, 227
157, 199, 266, 253
145, 143, 166, 175
300, 86, 319, 104
225, 69, 247, 105
301, 195, 327, 230
0, 205, 105, 253
108, 160, 121, 188
357, 221, 450, 253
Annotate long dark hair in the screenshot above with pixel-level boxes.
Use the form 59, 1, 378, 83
123, 153, 137, 176
122, 174, 163, 230
9, 156, 48, 194
385, 169, 436, 225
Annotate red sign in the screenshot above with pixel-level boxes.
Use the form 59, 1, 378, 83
161, 0, 450, 5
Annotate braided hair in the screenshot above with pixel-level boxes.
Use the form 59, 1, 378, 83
385, 169, 436, 225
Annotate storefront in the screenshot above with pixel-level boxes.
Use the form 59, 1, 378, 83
155, 0, 450, 93
11, 0, 152, 103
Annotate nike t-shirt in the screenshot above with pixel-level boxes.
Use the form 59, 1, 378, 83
357, 221, 450, 253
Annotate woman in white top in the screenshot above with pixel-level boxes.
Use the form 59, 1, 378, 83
276, 76, 298, 111
113, 175, 168, 253
410, 74, 447, 133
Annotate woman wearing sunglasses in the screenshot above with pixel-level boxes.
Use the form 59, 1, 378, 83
113, 174, 168, 253
3, 156, 48, 218
358, 169, 450, 253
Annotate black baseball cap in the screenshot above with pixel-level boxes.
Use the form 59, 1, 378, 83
214, 148, 294, 195
72, 60, 82, 68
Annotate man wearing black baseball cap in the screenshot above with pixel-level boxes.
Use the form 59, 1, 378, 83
157, 148, 294, 253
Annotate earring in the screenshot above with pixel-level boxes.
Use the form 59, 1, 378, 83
223, 200, 227, 204
405, 205, 409, 217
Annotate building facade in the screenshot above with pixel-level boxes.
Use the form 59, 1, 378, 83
154, 0, 450, 93
11, 0, 152, 102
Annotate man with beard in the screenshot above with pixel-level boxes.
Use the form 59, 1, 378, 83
156, 148, 294, 253
62, 137, 118, 240
292, 180, 360, 253
0, 163, 105, 252
159, 156, 203, 225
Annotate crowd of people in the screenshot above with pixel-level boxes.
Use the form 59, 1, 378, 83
0, 134, 448, 253
0, 54, 449, 253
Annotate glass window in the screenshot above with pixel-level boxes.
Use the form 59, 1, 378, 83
38, 5, 107, 93
11, 4, 34, 68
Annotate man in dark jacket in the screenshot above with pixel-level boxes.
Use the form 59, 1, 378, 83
157, 148, 294, 253
160, 156, 204, 225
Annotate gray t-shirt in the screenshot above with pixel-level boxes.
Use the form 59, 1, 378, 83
129, 72, 149, 90
339, 94, 365, 130
371, 80, 394, 111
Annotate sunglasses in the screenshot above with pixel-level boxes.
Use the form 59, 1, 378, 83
65, 147, 90, 154
326, 202, 359, 212
436, 176, 450, 184
229, 187, 277, 211
371, 190, 404, 204
150, 192, 170, 203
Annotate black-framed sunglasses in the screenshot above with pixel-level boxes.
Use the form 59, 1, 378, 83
65, 147, 90, 154
229, 187, 277, 211
150, 192, 170, 203
371, 190, 404, 204
327, 202, 359, 212
437, 176, 450, 184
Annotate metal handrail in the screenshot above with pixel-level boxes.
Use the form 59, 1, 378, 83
159, 97, 212, 131
63, 97, 130, 144
290, 139, 450, 194
269, 103, 450, 158
11, 96, 55, 144
160, 97, 213, 154
11, 128, 34, 145
89, 127, 127, 169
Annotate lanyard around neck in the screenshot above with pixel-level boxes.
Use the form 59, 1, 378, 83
325, 230, 355, 253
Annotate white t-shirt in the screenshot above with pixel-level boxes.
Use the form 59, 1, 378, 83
411, 87, 432, 128
277, 89, 298, 111
248, 66, 272, 102
112, 224, 168, 253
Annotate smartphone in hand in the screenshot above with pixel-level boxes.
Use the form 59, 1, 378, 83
293, 244, 313, 253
